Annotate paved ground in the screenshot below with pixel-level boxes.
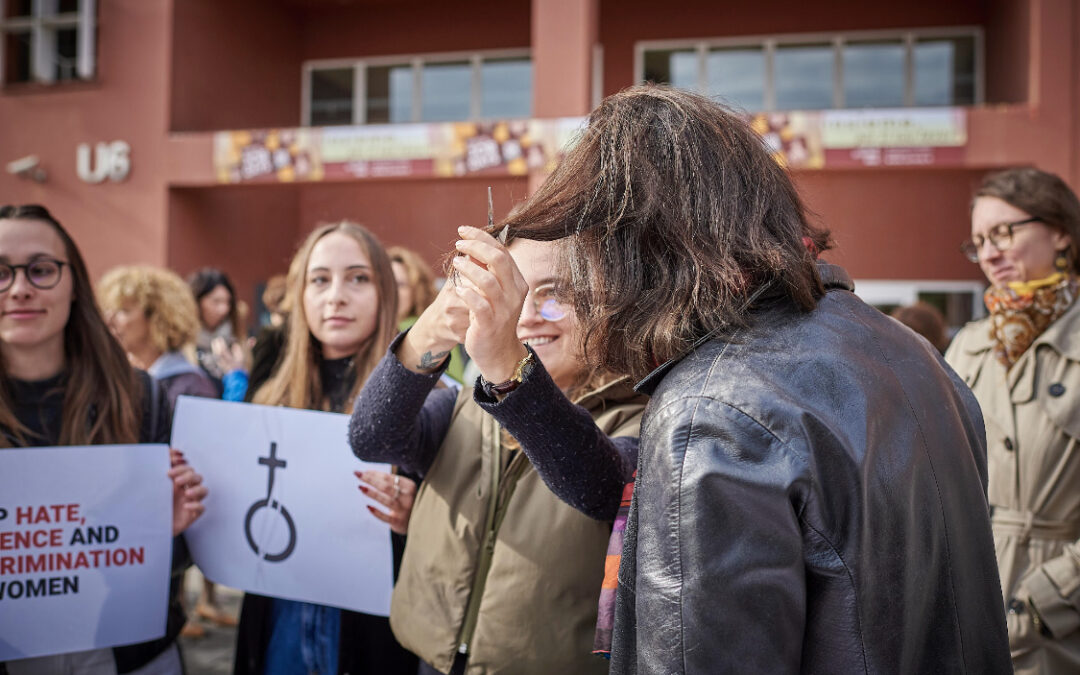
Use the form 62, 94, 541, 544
177, 570, 241, 675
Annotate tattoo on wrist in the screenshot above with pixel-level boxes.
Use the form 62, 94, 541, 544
417, 350, 451, 371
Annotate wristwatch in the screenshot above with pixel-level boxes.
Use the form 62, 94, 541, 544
480, 351, 536, 398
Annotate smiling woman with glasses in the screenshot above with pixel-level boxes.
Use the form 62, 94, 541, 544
0, 258, 68, 291
0, 204, 207, 675
349, 230, 645, 675
946, 168, 1080, 673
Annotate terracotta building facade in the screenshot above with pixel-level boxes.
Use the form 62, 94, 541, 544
1, 0, 1078, 327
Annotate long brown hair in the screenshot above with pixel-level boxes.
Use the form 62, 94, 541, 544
187, 267, 244, 341
974, 168, 1080, 273
504, 85, 831, 381
387, 246, 437, 319
253, 222, 397, 412
0, 205, 141, 446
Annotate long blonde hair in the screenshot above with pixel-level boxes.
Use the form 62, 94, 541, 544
253, 222, 397, 412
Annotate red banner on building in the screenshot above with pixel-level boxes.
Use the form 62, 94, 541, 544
212, 109, 967, 183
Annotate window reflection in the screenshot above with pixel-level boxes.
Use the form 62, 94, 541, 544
481, 58, 531, 119
775, 44, 834, 110
310, 68, 354, 126
915, 37, 975, 106
366, 64, 413, 124
640, 30, 978, 112
3, 31, 32, 83
421, 61, 471, 122
643, 49, 698, 90
707, 47, 765, 111
844, 41, 904, 108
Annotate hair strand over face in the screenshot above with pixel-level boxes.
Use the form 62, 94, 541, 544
503, 85, 831, 382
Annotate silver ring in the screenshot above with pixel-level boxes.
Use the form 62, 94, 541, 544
392, 475, 401, 500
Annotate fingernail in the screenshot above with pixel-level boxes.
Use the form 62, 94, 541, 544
366, 505, 376, 513
454, 240, 466, 249
452, 256, 464, 266
359, 485, 369, 494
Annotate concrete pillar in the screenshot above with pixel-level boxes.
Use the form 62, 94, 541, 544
529, 0, 599, 193
531, 0, 599, 118
1026, 0, 1075, 180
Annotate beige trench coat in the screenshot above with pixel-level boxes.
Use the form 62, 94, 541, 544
947, 298, 1080, 674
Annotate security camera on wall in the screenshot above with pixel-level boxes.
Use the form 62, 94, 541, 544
6, 155, 47, 182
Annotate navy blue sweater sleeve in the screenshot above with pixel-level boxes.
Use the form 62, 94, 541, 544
348, 333, 458, 477
474, 354, 638, 521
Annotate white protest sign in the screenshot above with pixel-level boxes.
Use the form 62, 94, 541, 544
0, 444, 172, 661
170, 396, 394, 616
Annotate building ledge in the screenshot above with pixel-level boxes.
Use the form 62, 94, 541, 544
165, 103, 1062, 188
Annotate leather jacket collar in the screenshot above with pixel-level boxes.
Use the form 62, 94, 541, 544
634, 262, 855, 396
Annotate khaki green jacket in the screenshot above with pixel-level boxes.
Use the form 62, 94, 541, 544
390, 379, 645, 675
947, 299, 1080, 674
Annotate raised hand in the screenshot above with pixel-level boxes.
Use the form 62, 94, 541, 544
211, 336, 246, 374
451, 226, 530, 384
397, 268, 471, 374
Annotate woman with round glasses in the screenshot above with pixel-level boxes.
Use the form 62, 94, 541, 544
0, 204, 207, 675
349, 230, 646, 675
947, 168, 1080, 674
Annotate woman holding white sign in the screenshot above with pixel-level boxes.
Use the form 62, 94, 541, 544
349, 228, 646, 675
0, 205, 208, 675
234, 221, 418, 675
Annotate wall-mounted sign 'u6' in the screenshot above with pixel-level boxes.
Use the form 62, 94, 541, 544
77, 141, 130, 183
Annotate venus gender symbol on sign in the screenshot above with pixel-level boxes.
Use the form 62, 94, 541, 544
244, 442, 297, 562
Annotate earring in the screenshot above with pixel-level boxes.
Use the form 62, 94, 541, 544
1055, 251, 1070, 272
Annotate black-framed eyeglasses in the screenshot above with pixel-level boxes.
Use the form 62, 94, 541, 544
531, 283, 567, 321
0, 259, 68, 292
960, 217, 1043, 263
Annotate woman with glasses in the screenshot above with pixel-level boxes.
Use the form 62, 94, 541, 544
0, 205, 207, 675
349, 230, 646, 675
947, 168, 1080, 674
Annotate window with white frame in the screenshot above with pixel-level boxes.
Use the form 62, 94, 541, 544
1, 0, 96, 86
303, 50, 532, 126
638, 28, 980, 112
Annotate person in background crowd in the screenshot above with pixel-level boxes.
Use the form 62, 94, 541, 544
261, 274, 288, 329
350, 229, 646, 675
388, 246, 436, 328
185, 267, 249, 628
890, 300, 950, 353
235, 221, 417, 675
0, 204, 207, 675
96, 264, 222, 639
388, 245, 465, 386
947, 167, 1080, 674
247, 273, 289, 397
502, 85, 1012, 673
98, 265, 218, 408
187, 268, 248, 402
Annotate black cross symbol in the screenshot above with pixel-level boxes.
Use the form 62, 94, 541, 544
258, 442, 287, 496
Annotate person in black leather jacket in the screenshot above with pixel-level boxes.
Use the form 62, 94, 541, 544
502, 85, 1013, 673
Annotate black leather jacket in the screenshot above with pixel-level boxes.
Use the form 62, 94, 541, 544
610, 266, 1011, 674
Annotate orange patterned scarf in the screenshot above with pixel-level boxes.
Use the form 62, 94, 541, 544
984, 273, 1078, 369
